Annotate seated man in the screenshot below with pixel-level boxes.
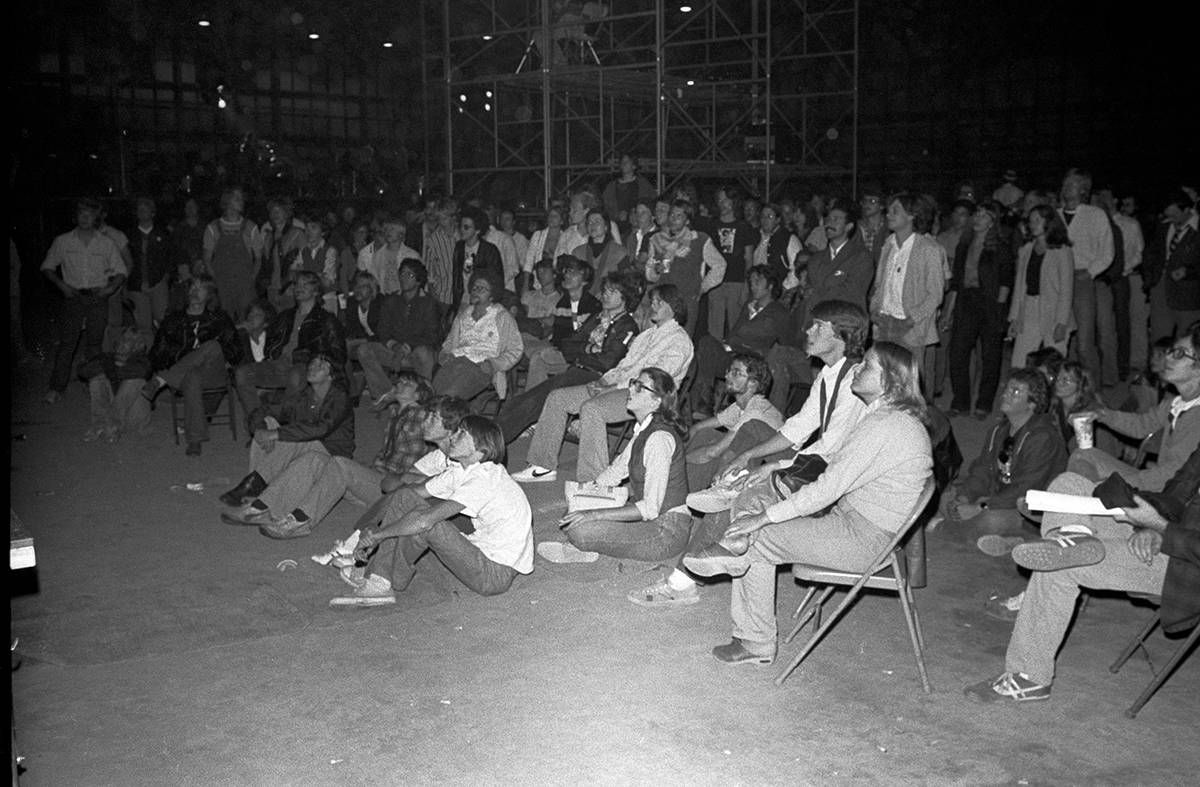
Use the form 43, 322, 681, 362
516, 258, 562, 339
691, 265, 789, 417
495, 271, 640, 443
142, 275, 240, 456
333, 416, 534, 606
78, 325, 152, 443
234, 271, 347, 424
687, 299, 870, 516
355, 259, 441, 397
521, 255, 601, 388
965, 448, 1200, 703
1069, 324, 1200, 490
219, 354, 355, 523
251, 373, 434, 539
512, 283, 694, 484
683, 342, 933, 665
945, 368, 1067, 554
684, 353, 783, 492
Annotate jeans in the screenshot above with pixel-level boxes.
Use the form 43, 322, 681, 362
88, 377, 151, 434
1094, 279, 1122, 386
1070, 270, 1101, 381
49, 292, 111, 393
706, 282, 747, 340
692, 334, 733, 413
249, 438, 330, 481
566, 509, 694, 562
356, 341, 436, 399
525, 383, 630, 481
685, 419, 779, 492
948, 288, 1005, 413
234, 358, 306, 426
158, 340, 229, 444
1128, 273, 1150, 373
432, 356, 492, 401
523, 338, 568, 389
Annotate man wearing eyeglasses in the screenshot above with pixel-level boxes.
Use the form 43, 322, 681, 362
856, 185, 888, 265
451, 206, 505, 313
945, 368, 1067, 555
1068, 324, 1200, 491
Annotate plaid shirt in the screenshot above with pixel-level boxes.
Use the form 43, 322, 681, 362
373, 404, 429, 476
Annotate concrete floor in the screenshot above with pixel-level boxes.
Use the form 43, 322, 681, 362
10, 366, 1199, 786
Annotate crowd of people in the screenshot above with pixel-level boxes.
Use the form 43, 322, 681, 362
32, 161, 1200, 704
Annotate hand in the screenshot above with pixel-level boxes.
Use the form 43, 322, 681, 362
687, 446, 719, 465
263, 416, 281, 430
1127, 528, 1163, 565
1052, 323, 1068, 343
717, 453, 749, 479
354, 528, 378, 561
398, 343, 412, 357
1115, 494, 1169, 532
478, 359, 494, 376
253, 428, 278, 453
724, 511, 770, 540
938, 314, 953, 334
955, 501, 984, 520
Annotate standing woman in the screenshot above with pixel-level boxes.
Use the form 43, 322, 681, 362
337, 221, 371, 299
1008, 205, 1074, 369
574, 208, 629, 295
542, 367, 692, 565
521, 206, 565, 292
202, 187, 261, 321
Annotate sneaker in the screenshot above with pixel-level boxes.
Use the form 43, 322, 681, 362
329, 574, 396, 607
259, 512, 314, 540
512, 465, 558, 483
983, 591, 1025, 622
1012, 532, 1105, 572
627, 578, 700, 608
686, 485, 740, 514
976, 534, 1027, 557
339, 565, 367, 589
536, 541, 599, 563
963, 671, 1051, 703
681, 542, 750, 578
311, 531, 361, 566
711, 638, 776, 665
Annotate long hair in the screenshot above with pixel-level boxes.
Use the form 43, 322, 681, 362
585, 208, 614, 244
871, 341, 928, 423
650, 284, 688, 327
637, 367, 687, 436
975, 200, 1003, 251
809, 299, 868, 361
1029, 205, 1072, 249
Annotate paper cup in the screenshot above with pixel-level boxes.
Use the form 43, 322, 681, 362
1069, 414, 1096, 450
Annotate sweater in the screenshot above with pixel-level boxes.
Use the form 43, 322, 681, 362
601, 320, 694, 388
250, 383, 355, 458
1100, 395, 1200, 490
1158, 447, 1200, 633
959, 413, 1067, 509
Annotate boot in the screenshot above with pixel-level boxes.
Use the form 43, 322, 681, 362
219, 472, 268, 507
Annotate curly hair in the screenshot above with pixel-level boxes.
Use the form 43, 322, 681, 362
1007, 367, 1051, 414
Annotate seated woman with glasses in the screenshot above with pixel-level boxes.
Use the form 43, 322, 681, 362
944, 368, 1067, 556
433, 268, 524, 402
538, 367, 693, 569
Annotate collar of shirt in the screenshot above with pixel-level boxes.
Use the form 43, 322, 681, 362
828, 239, 847, 258
818, 356, 849, 386
1170, 213, 1199, 240
1169, 393, 1200, 426
887, 232, 916, 255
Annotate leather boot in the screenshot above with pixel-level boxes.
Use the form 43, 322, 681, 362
219, 471, 267, 507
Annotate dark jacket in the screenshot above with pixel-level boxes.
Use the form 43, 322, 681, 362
451, 239, 504, 309
550, 291, 603, 346
725, 300, 790, 357
255, 224, 305, 295
959, 412, 1067, 509
265, 304, 348, 367
249, 383, 355, 458
377, 292, 442, 349
78, 351, 152, 385
949, 229, 1016, 303
341, 294, 384, 342
806, 233, 875, 311
562, 311, 640, 372
1157, 447, 1200, 633
127, 225, 174, 291
150, 308, 239, 371
1144, 223, 1200, 309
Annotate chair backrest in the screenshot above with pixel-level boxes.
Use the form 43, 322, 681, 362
864, 475, 936, 578
1134, 430, 1160, 469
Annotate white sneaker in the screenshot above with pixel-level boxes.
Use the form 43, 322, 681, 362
512, 465, 558, 483
339, 565, 367, 589
537, 541, 599, 563
311, 530, 361, 566
330, 573, 396, 607
686, 486, 740, 514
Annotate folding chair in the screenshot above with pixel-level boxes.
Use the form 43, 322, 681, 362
1108, 595, 1200, 718
169, 375, 239, 445
775, 477, 936, 693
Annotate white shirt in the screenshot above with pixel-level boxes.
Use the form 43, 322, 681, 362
778, 356, 868, 459
879, 233, 915, 319
414, 449, 453, 477
1059, 204, 1113, 277
1113, 213, 1144, 275
425, 462, 534, 573
248, 332, 267, 363
716, 394, 784, 433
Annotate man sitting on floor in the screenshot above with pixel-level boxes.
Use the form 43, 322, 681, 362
219, 354, 355, 527
965, 447, 1200, 703
333, 416, 534, 606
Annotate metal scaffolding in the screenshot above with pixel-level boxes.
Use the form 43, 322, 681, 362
425, 0, 858, 207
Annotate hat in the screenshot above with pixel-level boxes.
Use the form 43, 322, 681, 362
1003, 169, 1018, 182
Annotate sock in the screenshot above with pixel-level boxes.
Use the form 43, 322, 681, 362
667, 569, 695, 591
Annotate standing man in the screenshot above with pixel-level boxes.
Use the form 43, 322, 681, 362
203, 186, 262, 322
1057, 169, 1113, 382
423, 198, 459, 308
125, 197, 174, 339
360, 217, 420, 296
707, 186, 755, 341
1147, 190, 1200, 342
856, 185, 889, 265
805, 198, 874, 311
41, 198, 128, 403
1116, 194, 1149, 374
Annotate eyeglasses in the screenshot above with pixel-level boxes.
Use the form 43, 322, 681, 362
1166, 346, 1199, 362
628, 378, 652, 393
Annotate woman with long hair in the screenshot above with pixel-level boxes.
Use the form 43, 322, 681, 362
520, 205, 565, 291
682, 341, 933, 664
1008, 205, 1074, 368
540, 367, 693, 567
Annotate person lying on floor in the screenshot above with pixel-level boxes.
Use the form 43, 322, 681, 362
685, 299, 870, 516
1067, 323, 1200, 490
944, 367, 1066, 556
964, 446, 1200, 704
538, 367, 692, 568
683, 353, 783, 492
511, 283, 693, 484
309, 395, 472, 566
681, 342, 933, 666
239, 373, 433, 539
331, 416, 534, 606
218, 354, 355, 524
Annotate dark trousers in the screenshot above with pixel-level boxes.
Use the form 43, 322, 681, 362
691, 334, 733, 413
494, 365, 598, 442
1111, 276, 1131, 379
948, 288, 1005, 413
49, 293, 110, 392
373, 518, 517, 597
158, 340, 229, 443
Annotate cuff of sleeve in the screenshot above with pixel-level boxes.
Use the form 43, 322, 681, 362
635, 499, 656, 520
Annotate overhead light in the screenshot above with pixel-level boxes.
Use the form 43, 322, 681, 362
459, 93, 467, 102
686, 80, 695, 86
485, 90, 493, 98
680, 5, 692, 11
217, 97, 227, 109
484, 103, 492, 111
482, 35, 493, 41
382, 42, 393, 48
197, 19, 211, 28
308, 32, 320, 40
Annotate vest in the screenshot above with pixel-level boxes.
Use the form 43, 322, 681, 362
628, 415, 688, 512
658, 232, 708, 300
765, 228, 796, 278
454, 304, 503, 364
299, 243, 328, 276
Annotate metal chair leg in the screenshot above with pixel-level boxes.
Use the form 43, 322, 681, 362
227, 383, 238, 441
1125, 624, 1200, 718
895, 565, 932, 694
791, 586, 818, 620
784, 586, 833, 645
775, 583, 867, 686
169, 393, 180, 446
1111, 615, 1160, 673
